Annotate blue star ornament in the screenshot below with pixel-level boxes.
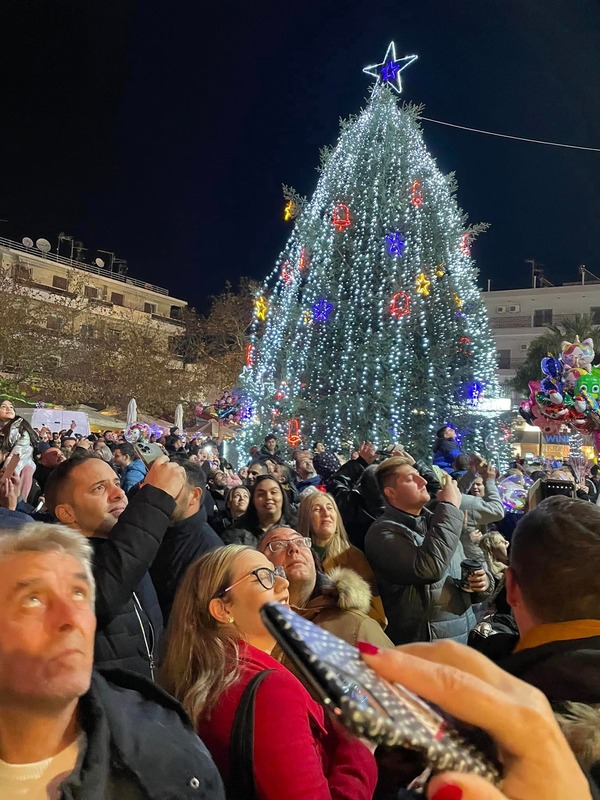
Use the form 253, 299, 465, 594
363, 41, 418, 94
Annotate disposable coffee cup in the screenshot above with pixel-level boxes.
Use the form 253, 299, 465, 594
460, 559, 483, 592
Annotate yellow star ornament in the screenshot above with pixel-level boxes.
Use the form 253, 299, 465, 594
416, 272, 431, 297
254, 296, 268, 321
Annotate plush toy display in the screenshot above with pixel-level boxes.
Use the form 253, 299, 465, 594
519, 338, 600, 441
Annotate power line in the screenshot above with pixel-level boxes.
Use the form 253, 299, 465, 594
421, 116, 600, 152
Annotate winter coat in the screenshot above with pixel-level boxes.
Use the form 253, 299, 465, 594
258, 443, 285, 464
458, 475, 505, 528
150, 506, 223, 623
326, 457, 383, 550
296, 474, 322, 494
120, 457, 147, 494
432, 438, 462, 472
57, 669, 225, 800
320, 545, 387, 629
90, 484, 175, 679
197, 642, 377, 800
365, 501, 493, 645
276, 568, 393, 663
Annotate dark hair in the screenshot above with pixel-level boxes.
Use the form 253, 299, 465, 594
247, 460, 267, 475
435, 425, 450, 439
264, 434, 276, 443
453, 454, 470, 471
313, 441, 323, 449
529, 470, 546, 481
235, 474, 296, 533
178, 458, 207, 490
0, 414, 40, 447
114, 442, 136, 460
510, 496, 600, 623
44, 453, 102, 514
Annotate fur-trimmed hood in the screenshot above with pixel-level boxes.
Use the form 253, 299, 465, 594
554, 702, 600, 773
303, 566, 372, 616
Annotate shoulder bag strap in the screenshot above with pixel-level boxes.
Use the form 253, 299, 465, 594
228, 669, 275, 800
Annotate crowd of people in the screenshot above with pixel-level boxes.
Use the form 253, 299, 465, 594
0, 395, 599, 800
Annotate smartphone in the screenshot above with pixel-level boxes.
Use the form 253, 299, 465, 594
0, 453, 20, 482
134, 442, 165, 467
260, 602, 502, 786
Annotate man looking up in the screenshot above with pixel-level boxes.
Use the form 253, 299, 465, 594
112, 442, 147, 494
44, 454, 185, 679
365, 456, 491, 645
0, 522, 225, 799
151, 460, 222, 623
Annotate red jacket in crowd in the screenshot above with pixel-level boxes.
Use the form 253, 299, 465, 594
197, 642, 377, 799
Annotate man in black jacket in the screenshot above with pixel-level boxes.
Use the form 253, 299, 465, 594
365, 456, 491, 645
151, 460, 223, 623
479, 496, 600, 704
44, 453, 185, 680
0, 522, 225, 799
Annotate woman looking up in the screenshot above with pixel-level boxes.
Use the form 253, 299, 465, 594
298, 491, 386, 628
160, 545, 376, 800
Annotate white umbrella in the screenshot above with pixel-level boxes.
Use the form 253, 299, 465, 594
127, 398, 138, 427
174, 403, 184, 431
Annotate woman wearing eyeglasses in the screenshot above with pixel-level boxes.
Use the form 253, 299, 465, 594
160, 544, 376, 800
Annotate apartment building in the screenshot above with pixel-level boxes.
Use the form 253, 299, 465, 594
481, 281, 600, 395
0, 236, 187, 347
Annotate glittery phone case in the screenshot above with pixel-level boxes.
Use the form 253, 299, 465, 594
260, 602, 502, 786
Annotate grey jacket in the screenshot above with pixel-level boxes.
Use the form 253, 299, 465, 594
459, 477, 505, 529
365, 501, 492, 645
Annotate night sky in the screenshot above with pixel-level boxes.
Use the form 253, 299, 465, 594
1, 0, 599, 311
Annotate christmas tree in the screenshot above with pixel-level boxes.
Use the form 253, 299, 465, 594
238, 43, 507, 463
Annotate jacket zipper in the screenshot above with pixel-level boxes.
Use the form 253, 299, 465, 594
132, 591, 155, 680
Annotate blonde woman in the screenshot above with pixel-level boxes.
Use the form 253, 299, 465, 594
160, 545, 376, 800
298, 491, 387, 629
480, 531, 510, 581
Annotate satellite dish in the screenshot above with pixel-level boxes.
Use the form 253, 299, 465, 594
22, 237, 34, 248
95, 258, 105, 268
35, 238, 51, 253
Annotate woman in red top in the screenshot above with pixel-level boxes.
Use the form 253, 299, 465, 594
160, 544, 377, 800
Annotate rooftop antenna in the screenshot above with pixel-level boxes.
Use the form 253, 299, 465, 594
35, 238, 51, 254
57, 232, 74, 262
114, 258, 128, 276
580, 264, 600, 286
94, 257, 105, 268
73, 241, 87, 261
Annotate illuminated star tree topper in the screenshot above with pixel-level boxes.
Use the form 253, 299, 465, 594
363, 41, 418, 94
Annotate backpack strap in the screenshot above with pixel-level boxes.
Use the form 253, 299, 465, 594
228, 669, 275, 799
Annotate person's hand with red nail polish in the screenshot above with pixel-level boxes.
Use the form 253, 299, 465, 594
359, 640, 593, 800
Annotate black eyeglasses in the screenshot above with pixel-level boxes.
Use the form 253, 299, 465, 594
213, 566, 286, 598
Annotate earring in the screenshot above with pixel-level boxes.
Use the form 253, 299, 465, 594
227, 616, 235, 624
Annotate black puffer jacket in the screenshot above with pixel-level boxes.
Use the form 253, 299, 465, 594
91, 484, 175, 679
59, 669, 225, 799
150, 505, 223, 623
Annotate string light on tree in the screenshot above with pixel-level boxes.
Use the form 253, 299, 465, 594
281, 262, 293, 284
245, 344, 255, 367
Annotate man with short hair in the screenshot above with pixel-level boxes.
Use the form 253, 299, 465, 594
0, 522, 225, 799
365, 456, 491, 645
259, 525, 391, 650
246, 460, 267, 487
112, 442, 147, 494
294, 450, 321, 494
44, 454, 185, 679
259, 433, 284, 464
150, 460, 222, 622
207, 469, 228, 529
483, 496, 600, 703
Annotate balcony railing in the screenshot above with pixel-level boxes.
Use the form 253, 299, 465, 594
0, 236, 170, 296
